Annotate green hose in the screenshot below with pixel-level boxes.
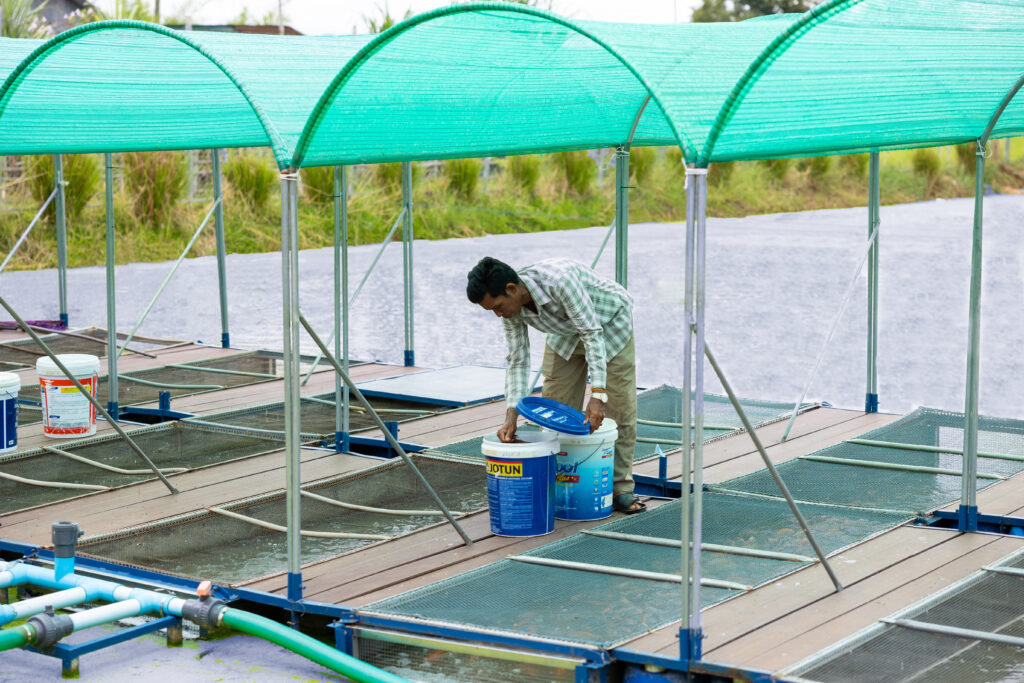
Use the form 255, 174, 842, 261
0, 625, 32, 652
220, 608, 408, 683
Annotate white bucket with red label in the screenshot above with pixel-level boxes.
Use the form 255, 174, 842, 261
36, 354, 100, 438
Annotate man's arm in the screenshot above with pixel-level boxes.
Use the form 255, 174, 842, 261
499, 317, 530, 442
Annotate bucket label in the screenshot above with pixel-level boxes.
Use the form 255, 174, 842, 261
486, 459, 522, 477
40, 374, 97, 436
485, 455, 554, 537
0, 391, 16, 451
555, 440, 615, 521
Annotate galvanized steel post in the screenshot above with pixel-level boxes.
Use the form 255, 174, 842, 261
691, 168, 708, 658
212, 149, 230, 348
960, 144, 985, 532
103, 154, 118, 417
53, 155, 68, 327
335, 166, 351, 453
866, 152, 880, 413
680, 166, 697, 663
402, 162, 415, 367
280, 172, 303, 600
615, 147, 629, 287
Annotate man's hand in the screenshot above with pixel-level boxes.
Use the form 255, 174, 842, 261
585, 396, 606, 434
497, 407, 519, 443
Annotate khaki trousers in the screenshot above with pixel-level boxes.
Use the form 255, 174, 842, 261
541, 335, 637, 495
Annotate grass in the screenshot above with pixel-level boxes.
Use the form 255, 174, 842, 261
1, 140, 1023, 272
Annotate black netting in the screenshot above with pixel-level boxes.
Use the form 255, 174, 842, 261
77, 456, 487, 585
0, 423, 284, 513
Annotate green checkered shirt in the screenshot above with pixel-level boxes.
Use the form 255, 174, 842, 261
503, 258, 634, 408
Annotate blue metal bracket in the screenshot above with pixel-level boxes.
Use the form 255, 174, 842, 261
329, 621, 356, 655
865, 392, 878, 413
404, 350, 415, 367
956, 504, 979, 532
27, 615, 181, 678
106, 401, 119, 420
221, 332, 230, 349
679, 627, 702, 662
59, 313, 69, 328
287, 571, 303, 602
118, 393, 194, 424
930, 508, 1022, 535
633, 475, 684, 499
335, 430, 351, 453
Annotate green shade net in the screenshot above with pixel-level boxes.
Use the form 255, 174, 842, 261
2, 2, 1023, 168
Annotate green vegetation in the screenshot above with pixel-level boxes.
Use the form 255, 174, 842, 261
692, 0, 819, 23
224, 151, 277, 209
122, 151, 189, 228
1, 141, 1022, 272
443, 157, 483, 199
25, 153, 100, 221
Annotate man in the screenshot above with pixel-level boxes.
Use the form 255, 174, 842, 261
466, 256, 644, 514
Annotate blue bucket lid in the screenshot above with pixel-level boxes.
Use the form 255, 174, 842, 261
516, 396, 590, 435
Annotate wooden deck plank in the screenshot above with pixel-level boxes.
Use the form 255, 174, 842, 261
712, 534, 1024, 672
0, 449, 381, 544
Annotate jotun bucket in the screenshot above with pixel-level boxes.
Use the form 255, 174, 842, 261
481, 431, 558, 537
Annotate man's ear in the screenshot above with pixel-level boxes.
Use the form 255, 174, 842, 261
505, 282, 518, 297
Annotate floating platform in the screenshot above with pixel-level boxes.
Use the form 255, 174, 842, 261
3, 331, 1024, 681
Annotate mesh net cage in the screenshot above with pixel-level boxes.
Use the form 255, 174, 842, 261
353, 628, 580, 683
0, 327, 160, 367
714, 407, 1024, 516
77, 455, 487, 585
16, 351, 280, 407
189, 392, 453, 442
791, 549, 1024, 682
422, 387, 802, 463
0, 422, 285, 514
365, 494, 909, 648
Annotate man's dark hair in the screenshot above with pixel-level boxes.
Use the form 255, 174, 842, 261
467, 257, 520, 303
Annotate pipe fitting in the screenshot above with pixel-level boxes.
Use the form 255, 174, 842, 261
181, 597, 226, 630
27, 607, 73, 649
51, 521, 82, 558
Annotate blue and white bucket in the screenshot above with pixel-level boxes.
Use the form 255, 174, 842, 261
551, 418, 617, 521
482, 431, 558, 537
0, 372, 20, 454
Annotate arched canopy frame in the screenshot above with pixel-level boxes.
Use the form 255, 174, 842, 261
291, 3, 694, 170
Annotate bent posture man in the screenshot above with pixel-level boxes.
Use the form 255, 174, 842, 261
466, 256, 644, 514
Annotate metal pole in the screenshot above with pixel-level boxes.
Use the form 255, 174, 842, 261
297, 311, 473, 546
960, 143, 985, 533
680, 166, 697, 662
0, 294, 178, 494
54, 155, 68, 327
300, 207, 405, 386
335, 165, 351, 453
280, 172, 303, 601
615, 147, 629, 287
116, 198, 221, 360
690, 169, 710, 657
104, 154, 118, 417
212, 149, 230, 348
866, 152, 880, 413
0, 189, 56, 276
703, 342, 844, 591
402, 162, 415, 367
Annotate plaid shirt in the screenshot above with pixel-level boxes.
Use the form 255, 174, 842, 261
503, 259, 634, 408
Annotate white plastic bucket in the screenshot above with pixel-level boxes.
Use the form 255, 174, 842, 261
0, 372, 19, 453
481, 431, 559, 537
36, 354, 100, 438
550, 418, 618, 521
